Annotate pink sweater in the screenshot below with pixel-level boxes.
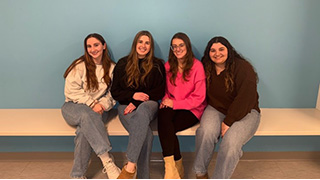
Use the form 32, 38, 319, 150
163, 58, 207, 120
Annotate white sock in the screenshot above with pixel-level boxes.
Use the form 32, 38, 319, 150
99, 152, 112, 166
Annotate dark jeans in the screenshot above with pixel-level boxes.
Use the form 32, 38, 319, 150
158, 107, 199, 160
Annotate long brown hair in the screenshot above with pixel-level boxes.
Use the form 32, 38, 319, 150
202, 36, 258, 92
168, 32, 194, 86
125, 30, 155, 88
63, 33, 114, 91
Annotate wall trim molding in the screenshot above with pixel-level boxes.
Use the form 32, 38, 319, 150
1, 152, 319, 162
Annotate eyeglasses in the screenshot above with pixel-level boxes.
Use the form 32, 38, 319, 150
170, 43, 185, 51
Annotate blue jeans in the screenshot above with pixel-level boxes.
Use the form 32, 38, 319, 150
117, 100, 159, 179
193, 105, 260, 179
61, 102, 112, 178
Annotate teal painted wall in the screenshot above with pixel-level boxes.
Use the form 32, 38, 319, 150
1, 0, 319, 108
0, 0, 320, 152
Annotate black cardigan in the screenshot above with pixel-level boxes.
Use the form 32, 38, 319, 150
111, 56, 166, 107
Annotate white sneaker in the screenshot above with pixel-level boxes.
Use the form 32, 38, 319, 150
102, 158, 121, 179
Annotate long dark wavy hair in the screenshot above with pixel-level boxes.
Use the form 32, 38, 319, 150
168, 32, 194, 86
202, 36, 258, 92
63, 33, 114, 91
125, 30, 155, 88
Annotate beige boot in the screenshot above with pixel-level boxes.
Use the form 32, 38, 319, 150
164, 155, 181, 179
117, 165, 136, 179
175, 158, 184, 179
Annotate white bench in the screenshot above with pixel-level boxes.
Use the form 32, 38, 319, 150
1, 85, 320, 136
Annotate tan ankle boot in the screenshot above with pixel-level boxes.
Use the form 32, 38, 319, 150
164, 155, 181, 179
175, 158, 184, 179
117, 165, 136, 179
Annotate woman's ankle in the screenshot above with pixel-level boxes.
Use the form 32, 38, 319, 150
125, 162, 136, 173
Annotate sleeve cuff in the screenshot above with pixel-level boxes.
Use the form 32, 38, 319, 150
86, 99, 95, 107
131, 100, 142, 107
223, 117, 234, 127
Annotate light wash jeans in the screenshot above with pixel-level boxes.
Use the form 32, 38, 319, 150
117, 100, 159, 179
61, 102, 112, 178
193, 105, 260, 179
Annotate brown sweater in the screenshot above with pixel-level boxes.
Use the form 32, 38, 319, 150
207, 59, 260, 126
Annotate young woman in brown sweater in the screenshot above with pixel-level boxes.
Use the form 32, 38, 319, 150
193, 36, 260, 179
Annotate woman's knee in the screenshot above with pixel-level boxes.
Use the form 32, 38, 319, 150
197, 116, 221, 138
138, 101, 158, 114
196, 123, 220, 140
134, 101, 158, 120
77, 109, 101, 125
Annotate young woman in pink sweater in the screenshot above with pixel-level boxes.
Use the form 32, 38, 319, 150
158, 32, 207, 179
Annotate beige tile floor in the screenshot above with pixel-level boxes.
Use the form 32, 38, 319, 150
0, 152, 320, 179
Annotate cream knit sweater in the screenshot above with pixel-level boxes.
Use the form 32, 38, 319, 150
64, 61, 116, 111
